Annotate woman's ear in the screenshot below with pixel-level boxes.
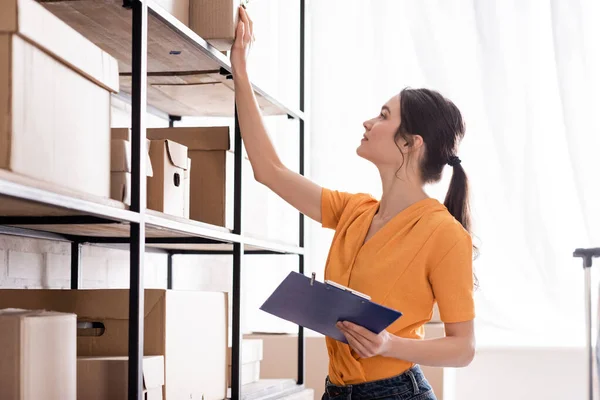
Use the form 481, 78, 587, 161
396, 134, 424, 152
407, 135, 424, 151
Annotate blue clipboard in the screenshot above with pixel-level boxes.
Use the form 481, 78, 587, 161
259, 271, 402, 343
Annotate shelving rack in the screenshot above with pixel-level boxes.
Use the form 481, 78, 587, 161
0, 0, 307, 399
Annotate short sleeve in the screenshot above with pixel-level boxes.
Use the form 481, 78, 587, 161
321, 188, 355, 230
429, 234, 475, 323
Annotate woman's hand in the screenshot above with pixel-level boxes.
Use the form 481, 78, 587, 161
337, 321, 393, 358
230, 5, 254, 78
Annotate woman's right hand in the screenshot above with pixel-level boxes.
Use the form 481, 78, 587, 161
230, 5, 253, 78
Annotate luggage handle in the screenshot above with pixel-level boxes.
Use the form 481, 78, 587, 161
574, 248, 600, 268
574, 247, 600, 400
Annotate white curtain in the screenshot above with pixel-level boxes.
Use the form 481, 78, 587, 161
307, 0, 600, 346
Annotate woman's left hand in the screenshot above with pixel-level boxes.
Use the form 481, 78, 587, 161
337, 321, 393, 358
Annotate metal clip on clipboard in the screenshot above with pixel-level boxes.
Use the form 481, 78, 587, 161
325, 280, 372, 301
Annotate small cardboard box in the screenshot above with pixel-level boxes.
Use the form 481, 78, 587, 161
110, 128, 153, 205
227, 338, 264, 365
189, 0, 249, 51
0, 290, 228, 400
0, 309, 76, 400
147, 127, 230, 226
110, 172, 132, 205
0, 0, 118, 198
110, 128, 154, 175
245, 333, 328, 400
147, 140, 191, 218
227, 339, 263, 388
227, 361, 261, 387
77, 355, 165, 400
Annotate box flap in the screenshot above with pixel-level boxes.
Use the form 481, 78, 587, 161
142, 355, 165, 389
111, 140, 131, 172
0, 289, 166, 321
165, 140, 189, 170
111, 129, 153, 176
147, 127, 230, 151
2, 0, 119, 92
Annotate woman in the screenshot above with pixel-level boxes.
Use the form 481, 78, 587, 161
231, 7, 476, 400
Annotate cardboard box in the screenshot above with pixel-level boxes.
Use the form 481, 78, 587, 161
227, 338, 264, 365
189, 0, 249, 51
145, 387, 163, 400
0, 0, 118, 198
110, 172, 132, 205
227, 361, 261, 387
0, 290, 228, 400
0, 308, 76, 400
147, 140, 191, 218
227, 339, 263, 387
245, 334, 328, 400
147, 127, 233, 227
77, 355, 164, 400
153, 0, 190, 25
111, 128, 154, 176
110, 129, 153, 205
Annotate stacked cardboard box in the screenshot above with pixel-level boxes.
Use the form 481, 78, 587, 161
227, 339, 264, 387
0, 0, 118, 199
0, 289, 228, 400
0, 309, 77, 400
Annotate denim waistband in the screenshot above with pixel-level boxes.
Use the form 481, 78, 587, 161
325, 365, 432, 400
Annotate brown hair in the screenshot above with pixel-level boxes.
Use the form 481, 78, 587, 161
395, 88, 473, 236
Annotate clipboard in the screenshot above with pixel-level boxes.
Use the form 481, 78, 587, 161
259, 271, 402, 343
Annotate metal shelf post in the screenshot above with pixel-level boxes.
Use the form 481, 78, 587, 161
129, 0, 148, 398
70, 242, 82, 289
297, 0, 306, 387
231, 105, 244, 400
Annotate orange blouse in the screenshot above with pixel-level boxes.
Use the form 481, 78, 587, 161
321, 188, 475, 385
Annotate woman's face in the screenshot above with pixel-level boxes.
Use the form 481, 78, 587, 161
357, 95, 404, 166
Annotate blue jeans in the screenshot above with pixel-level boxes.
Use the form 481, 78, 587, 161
322, 365, 437, 400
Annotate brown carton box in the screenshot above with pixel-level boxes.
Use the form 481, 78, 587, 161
147, 140, 191, 217
77, 355, 164, 400
147, 127, 229, 226
0, 0, 118, 198
0, 290, 228, 400
0, 309, 76, 400
189, 0, 249, 50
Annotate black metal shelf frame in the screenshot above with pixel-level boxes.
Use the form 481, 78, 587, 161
128, 1, 307, 397
0, 1, 307, 399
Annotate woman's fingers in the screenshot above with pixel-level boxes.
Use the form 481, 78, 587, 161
234, 20, 245, 48
240, 6, 252, 44
342, 329, 369, 358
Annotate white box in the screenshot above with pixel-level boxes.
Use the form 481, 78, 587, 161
0, 309, 77, 400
